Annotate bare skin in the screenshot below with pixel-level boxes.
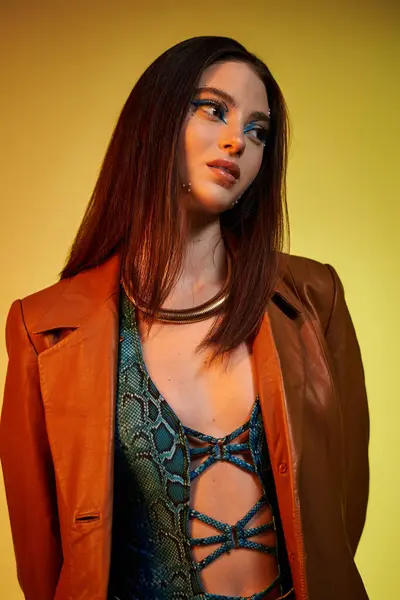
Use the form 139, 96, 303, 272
137, 61, 279, 598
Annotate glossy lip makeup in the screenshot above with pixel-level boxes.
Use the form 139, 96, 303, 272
207, 164, 237, 187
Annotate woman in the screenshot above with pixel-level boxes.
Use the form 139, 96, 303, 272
0, 36, 369, 600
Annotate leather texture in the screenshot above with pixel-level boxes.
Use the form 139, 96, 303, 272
0, 252, 370, 600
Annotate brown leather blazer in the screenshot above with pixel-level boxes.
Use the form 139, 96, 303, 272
0, 252, 369, 600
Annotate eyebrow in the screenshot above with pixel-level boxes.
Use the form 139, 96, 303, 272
195, 85, 270, 123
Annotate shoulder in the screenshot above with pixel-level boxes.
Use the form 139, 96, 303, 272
22, 276, 69, 308
16, 279, 70, 332
281, 253, 337, 295
277, 253, 342, 332
7, 254, 121, 342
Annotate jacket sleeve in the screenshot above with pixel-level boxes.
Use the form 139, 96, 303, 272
324, 265, 370, 555
0, 300, 63, 600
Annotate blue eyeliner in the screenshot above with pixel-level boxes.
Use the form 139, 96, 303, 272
191, 99, 267, 144
244, 121, 268, 144
191, 99, 228, 123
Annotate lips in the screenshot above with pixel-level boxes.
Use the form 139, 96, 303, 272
206, 159, 240, 180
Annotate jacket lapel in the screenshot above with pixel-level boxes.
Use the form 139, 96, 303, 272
254, 302, 307, 600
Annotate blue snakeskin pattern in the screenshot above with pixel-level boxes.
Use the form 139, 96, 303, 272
107, 288, 294, 600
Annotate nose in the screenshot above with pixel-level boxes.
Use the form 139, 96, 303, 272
218, 126, 246, 157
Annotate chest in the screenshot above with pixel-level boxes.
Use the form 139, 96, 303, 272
137, 315, 257, 437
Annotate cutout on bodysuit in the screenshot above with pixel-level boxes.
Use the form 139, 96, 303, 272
182, 414, 281, 599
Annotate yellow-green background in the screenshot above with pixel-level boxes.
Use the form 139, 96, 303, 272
1, 1, 398, 598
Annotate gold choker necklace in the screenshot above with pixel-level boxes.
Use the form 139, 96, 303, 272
121, 256, 231, 324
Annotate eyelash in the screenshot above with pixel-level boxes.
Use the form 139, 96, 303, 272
191, 99, 268, 145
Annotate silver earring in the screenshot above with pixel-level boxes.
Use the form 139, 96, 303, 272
231, 193, 242, 208
182, 182, 192, 193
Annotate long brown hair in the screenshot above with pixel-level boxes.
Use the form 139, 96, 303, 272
60, 36, 291, 357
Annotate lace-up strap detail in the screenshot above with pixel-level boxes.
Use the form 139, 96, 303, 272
189, 496, 276, 571
184, 419, 255, 481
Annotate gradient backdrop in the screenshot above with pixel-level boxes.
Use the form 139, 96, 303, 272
1, 1, 399, 598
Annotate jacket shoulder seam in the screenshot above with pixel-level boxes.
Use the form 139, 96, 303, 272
18, 299, 39, 357
323, 264, 339, 336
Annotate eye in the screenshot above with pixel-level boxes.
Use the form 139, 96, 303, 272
244, 123, 268, 146
190, 99, 268, 145
191, 99, 227, 122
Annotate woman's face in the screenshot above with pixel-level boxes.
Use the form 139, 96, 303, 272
178, 60, 270, 215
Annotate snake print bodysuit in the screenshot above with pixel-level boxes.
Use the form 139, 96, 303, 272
107, 288, 294, 600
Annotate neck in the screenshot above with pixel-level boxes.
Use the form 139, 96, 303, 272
164, 214, 228, 309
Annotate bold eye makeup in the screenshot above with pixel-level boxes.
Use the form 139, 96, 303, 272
191, 88, 270, 146
191, 98, 228, 123
244, 121, 269, 144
